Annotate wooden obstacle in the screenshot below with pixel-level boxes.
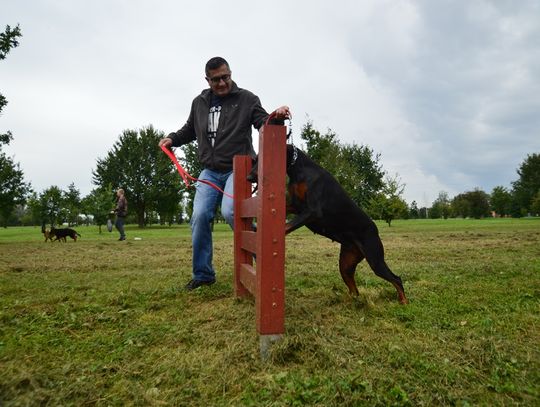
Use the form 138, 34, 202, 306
233, 123, 287, 357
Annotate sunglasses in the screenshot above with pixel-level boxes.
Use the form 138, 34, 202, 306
207, 74, 231, 84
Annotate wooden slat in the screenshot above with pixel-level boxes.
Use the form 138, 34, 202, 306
239, 263, 256, 295
240, 196, 258, 218
241, 230, 257, 254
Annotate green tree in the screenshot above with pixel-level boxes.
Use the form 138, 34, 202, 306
93, 125, 180, 227
0, 24, 21, 60
0, 135, 31, 227
451, 189, 490, 219
178, 141, 203, 221
1, 24, 22, 141
408, 200, 419, 219
81, 185, 114, 233
530, 190, 540, 216
63, 182, 81, 226
490, 186, 512, 217
39, 186, 64, 226
156, 190, 182, 225
300, 121, 341, 176
430, 191, 451, 219
25, 192, 42, 225
368, 175, 408, 226
300, 120, 385, 208
419, 207, 429, 219
512, 153, 540, 215
450, 194, 471, 218
14, 203, 31, 226
341, 143, 385, 208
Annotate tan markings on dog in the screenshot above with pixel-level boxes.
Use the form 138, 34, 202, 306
289, 182, 308, 202
339, 245, 363, 296
43, 229, 53, 242
392, 282, 409, 305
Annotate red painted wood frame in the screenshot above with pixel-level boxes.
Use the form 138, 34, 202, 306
233, 124, 287, 335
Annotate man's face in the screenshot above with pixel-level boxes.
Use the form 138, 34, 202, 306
206, 64, 232, 97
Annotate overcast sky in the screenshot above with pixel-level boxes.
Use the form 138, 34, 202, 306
1, 0, 539, 206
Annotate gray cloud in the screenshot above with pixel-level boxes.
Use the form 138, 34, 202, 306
1, 0, 539, 205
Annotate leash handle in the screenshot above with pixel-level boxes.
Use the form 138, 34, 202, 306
161, 144, 190, 188
265, 110, 278, 126
265, 110, 293, 140
160, 144, 234, 199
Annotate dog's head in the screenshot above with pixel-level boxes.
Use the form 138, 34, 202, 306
246, 144, 299, 183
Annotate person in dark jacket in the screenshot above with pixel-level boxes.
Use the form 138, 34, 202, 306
159, 56, 290, 291
113, 188, 127, 241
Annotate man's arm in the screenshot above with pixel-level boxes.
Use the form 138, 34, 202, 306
159, 101, 197, 148
251, 95, 291, 129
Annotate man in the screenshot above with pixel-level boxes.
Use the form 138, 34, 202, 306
159, 56, 290, 290
113, 188, 127, 241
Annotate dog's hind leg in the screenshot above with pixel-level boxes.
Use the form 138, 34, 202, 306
358, 237, 408, 304
339, 243, 364, 296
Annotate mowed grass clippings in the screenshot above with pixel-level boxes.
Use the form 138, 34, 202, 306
0, 219, 538, 406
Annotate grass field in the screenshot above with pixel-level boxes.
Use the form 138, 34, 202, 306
1, 219, 539, 406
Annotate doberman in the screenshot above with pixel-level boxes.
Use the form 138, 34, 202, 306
50, 226, 81, 242
248, 144, 408, 304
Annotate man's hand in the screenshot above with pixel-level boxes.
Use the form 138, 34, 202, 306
274, 105, 291, 120
158, 137, 173, 149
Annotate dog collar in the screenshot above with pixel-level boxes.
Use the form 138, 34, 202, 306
288, 144, 299, 169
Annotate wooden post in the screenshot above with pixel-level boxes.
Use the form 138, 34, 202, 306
233, 155, 254, 299
233, 124, 287, 357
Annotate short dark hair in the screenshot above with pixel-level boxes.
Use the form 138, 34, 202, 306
205, 57, 230, 75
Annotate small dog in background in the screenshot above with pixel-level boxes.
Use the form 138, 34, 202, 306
50, 226, 81, 242
41, 224, 54, 242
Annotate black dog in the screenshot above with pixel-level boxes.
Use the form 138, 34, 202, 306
50, 227, 81, 242
248, 144, 408, 304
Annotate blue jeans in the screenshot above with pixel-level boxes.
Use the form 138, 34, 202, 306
115, 216, 126, 239
190, 168, 234, 282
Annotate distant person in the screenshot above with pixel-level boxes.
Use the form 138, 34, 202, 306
113, 188, 127, 241
159, 56, 290, 291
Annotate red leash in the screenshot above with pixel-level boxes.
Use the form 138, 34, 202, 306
160, 144, 234, 199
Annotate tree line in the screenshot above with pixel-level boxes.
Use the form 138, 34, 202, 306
2, 118, 539, 229
425, 152, 540, 220
3, 122, 539, 229
297, 122, 540, 224
3, 126, 195, 230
